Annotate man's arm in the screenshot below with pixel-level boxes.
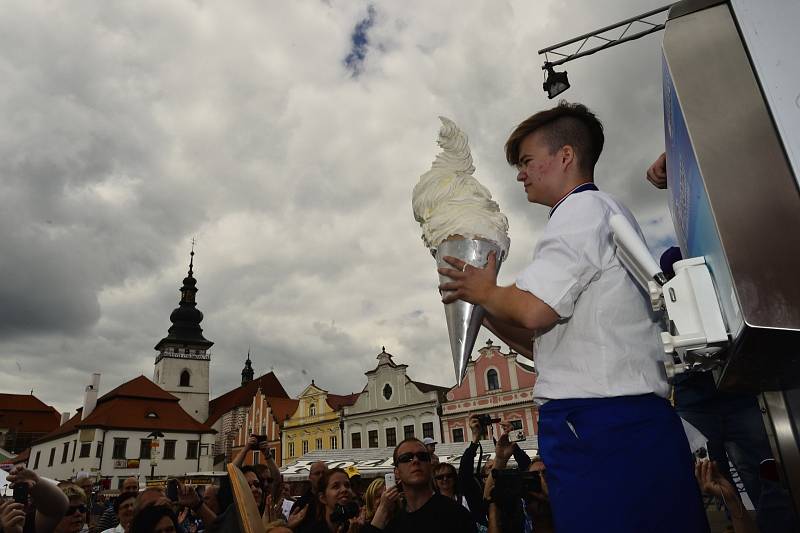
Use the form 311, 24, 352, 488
231, 435, 257, 468
482, 316, 534, 358
260, 444, 281, 501
439, 252, 559, 332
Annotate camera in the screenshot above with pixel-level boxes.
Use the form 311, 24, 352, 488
13, 483, 29, 504
476, 414, 500, 427
330, 501, 360, 523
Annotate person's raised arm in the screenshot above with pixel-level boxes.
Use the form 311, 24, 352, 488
232, 435, 258, 468
8, 466, 69, 533
260, 442, 281, 501
177, 480, 217, 526
646, 152, 668, 189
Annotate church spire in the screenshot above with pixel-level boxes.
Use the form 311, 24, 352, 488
241, 348, 254, 385
154, 245, 213, 355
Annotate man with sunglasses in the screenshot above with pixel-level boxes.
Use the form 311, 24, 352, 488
365, 438, 476, 532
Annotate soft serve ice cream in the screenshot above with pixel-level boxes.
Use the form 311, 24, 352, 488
412, 116, 510, 255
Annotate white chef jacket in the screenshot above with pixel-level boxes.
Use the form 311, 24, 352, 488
515, 188, 669, 401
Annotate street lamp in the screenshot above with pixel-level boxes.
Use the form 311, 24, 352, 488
147, 431, 165, 478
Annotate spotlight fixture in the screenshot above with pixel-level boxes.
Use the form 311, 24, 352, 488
543, 64, 570, 99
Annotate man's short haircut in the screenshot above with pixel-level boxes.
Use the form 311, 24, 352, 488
240, 465, 261, 480
114, 492, 137, 513
392, 437, 426, 465
505, 100, 605, 176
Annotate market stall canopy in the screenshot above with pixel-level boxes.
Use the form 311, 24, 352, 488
279, 437, 538, 481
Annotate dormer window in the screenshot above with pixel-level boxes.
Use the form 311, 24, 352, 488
146, 412, 158, 419
309, 403, 316, 417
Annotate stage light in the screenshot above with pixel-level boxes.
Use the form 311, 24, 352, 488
543, 64, 570, 99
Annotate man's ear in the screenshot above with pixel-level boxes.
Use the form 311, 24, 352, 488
560, 145, 576, 171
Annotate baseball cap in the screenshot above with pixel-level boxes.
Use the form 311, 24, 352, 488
422, 437, 437, 446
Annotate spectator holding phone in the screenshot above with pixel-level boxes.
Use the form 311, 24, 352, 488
232, 435, 281, 509
365, 438, 476, 532
293, 468, 361, 533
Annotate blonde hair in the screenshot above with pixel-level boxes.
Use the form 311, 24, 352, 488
364, 478, 385, 521
58, 482, 87, 504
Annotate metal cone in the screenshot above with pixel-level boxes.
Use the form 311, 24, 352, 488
435, 238, 504, 385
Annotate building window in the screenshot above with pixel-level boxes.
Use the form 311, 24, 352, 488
315, 438, 322, 450
61, 442, 69, 463
330, 436, 337, 449
79, 443, 91, 458
309, 403, 316, 417
351, 433, 361, 449
368, 430, 378, 448
487, 369, 500, 391
403, 425, 414, 440
252, 450, 261, 464
112, 438, 128, 459
34, 451, 41, 469
302, 440, 309, 455
288, 442, 295, 457
48, 448, 55, 467
139, 439, 152, 460
71, 440, 77, 462
452, 428, 465, 442
164, 440, 176, 460
383, 384, 392, 400
180, 370, 191, 387
186, 440, 199, 460
385, 427, 397, 447
96, 440, 103, 458
510, 420, 523, 430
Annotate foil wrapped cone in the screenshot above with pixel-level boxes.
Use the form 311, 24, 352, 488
436, 237, 505, 384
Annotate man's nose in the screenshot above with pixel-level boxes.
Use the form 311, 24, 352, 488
516, 170, 527, 181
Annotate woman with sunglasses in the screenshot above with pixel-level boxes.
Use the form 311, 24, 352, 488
54, 483, 89, 533
432, 464, 467, 511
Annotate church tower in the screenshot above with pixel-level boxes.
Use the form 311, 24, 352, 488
241, 350, 254, 386
153, 247, 213, 422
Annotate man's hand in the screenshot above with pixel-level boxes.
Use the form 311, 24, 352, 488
286, 504, 308, 529
371, 486, 401, 529
7, 466, 39, 490
469, 415, 484, 444
247, 435, 259, 451
438, 252, 499, 306
695, 460, 737, 500
0, 501, 26, 533
177, 480, 201, 510
646, 152, 668, 189
493, 433, 514, 469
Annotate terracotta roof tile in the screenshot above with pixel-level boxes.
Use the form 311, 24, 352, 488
33, 377, 213, 446
207, 373, 288, 425
266, 397, 299, 422
326, 393, 359, 411
0, 394, 60, 413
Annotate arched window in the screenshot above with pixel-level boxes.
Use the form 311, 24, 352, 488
309, 403, 316, 417
180, 370, 191, 387
487, 369, 500, 391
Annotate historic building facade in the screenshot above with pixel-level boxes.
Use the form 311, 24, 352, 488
231, 386, 297, 467
28, 375, 215, 487
343, 349, 448, 450
282, 382, 357, 464
440, 341, 538, 443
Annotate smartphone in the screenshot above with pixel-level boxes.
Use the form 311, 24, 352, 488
254, 435, 268, 445
13, 483, 29, 504
384, 473, 396, 490
509, 429, 525, 443
166, 479, 179, 502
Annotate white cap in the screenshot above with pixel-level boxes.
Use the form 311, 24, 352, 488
422, 437, 437, 446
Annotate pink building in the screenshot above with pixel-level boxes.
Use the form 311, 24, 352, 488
440, 341, 538, 443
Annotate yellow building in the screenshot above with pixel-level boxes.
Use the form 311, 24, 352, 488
282, 381, 358, 464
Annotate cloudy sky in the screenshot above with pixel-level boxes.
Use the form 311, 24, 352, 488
1, 0, 677, 415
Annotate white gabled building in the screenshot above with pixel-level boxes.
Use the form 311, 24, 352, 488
343, 348, 448, 450
28, 375, 215, 488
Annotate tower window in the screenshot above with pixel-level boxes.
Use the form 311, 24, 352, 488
487, 369, 500, 391
180, 370, 191, 387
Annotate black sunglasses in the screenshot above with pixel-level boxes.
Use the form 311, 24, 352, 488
67, 505, 87, 515
395, 451, 431, 465
434, 474, 456, 481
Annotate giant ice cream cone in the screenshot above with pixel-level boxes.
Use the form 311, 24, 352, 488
412, 117, 510, 384
436, 237, 505, 384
